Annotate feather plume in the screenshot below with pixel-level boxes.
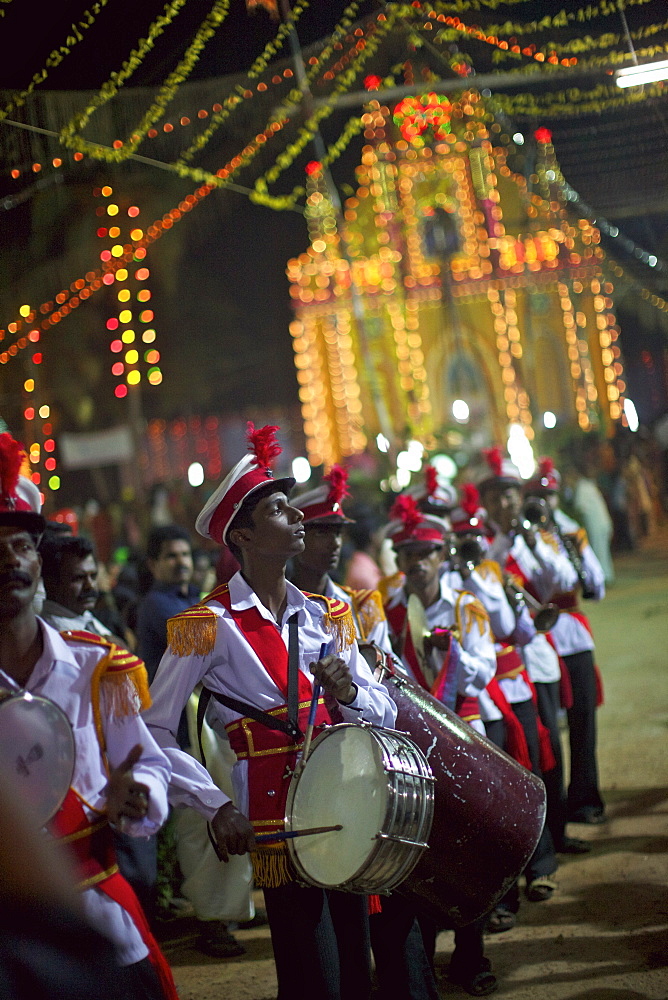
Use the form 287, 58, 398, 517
538, 456, 555, 477
324, 464, 350, 505
246, 422, 282, 469
482, 446, 503, 476
0, 433, 23, 500
424, 465, 439, 497
390, 494, 422, 533
460, 483, 481, 517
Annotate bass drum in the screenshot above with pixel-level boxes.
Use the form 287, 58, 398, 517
0, 689, 75, 827
381, 669, 546, 927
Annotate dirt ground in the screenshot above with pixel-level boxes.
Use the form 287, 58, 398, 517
160, 530, 668, 1000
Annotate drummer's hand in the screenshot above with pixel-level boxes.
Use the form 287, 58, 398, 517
310, 654, 357, 705
106, 744, 150, 826
211, 802, 256, 862
425, 627, 452, 653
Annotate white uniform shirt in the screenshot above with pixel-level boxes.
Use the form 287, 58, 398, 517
548, 509, 606, 656
144, 571, 397, 821
0, 620, 170, 966
385, 577, 495, 735
487, 530, 578, 603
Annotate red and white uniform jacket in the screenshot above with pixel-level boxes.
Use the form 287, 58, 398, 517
548, 509, 605, 656
383, 575, 495, 736
145, 571, 396, 885
0, 621, 170, 968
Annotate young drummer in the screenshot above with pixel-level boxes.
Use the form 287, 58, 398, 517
144, 425, 396, 1000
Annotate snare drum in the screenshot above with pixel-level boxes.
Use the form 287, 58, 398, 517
0, 689, 75, 827
285, 723, 434, 894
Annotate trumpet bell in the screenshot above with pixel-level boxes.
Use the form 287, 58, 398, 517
533, 603, 560, 633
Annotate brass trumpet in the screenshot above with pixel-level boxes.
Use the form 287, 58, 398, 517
503, 577, 560, 633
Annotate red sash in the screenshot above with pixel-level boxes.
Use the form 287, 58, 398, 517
49, 790, 178, 1000
485, 678, 532, 770
211, 587, 313, 703
546, 598, 604, 707
492, 647, 556, 773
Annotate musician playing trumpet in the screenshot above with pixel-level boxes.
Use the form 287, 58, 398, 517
380, 493, 500, 998
524, 458, 607, 827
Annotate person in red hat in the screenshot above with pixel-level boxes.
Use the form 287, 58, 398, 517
474, 446, 578, 908
144, 424, 396, 1000
290, 467, 443, 1000
524, 457, 607, 826
380, 493, 499, 997
0, 433, 177, 1000
289, 464, 389, 650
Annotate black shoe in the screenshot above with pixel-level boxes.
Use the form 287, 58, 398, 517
196, 922, 246, 959
556, 836, 592, 854
569, 807, 606, 825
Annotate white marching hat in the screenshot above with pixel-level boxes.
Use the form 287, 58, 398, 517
195, 423, 295, 544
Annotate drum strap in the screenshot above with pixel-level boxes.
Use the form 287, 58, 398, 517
197, 613, 302, 863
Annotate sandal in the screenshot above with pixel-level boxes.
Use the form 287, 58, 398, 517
486, 904, 516, 934
448, 957, 498, 997
525, 874, 558, 902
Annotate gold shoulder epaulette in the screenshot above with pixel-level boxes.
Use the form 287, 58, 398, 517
455, 593, 490, 640
475, 560, 504, 584
539, 529, 560, 553
378, 571, 404, 604
60, 629, 113, 649
341, 586, 386, 641
301, 592, 355, 652
167, 605, 218, 657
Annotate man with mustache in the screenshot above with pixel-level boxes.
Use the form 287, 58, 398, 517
39, 533, 116, 640
0, 432, 176, 999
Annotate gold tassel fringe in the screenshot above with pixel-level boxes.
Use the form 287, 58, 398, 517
251, 845, 293, 888
167, 609, 217, 657
354, 589, 386, 641
101, 664, 151, 717
456, 594, 489, 639
324, 607, 356, 652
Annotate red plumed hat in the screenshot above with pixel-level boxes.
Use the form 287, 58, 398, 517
525, 456, 561, 494
0, 433, 45, 537
450, 484, 486, 534
196, 422, 295, 544
385, 493, 448, 548
477, 446, 521, 493
294, 464, 355, 524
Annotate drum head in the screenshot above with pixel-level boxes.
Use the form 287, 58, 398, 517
0, 692, 75, 827
286, 725, 387, 888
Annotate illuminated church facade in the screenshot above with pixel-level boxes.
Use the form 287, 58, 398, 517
286, 89, 626, 469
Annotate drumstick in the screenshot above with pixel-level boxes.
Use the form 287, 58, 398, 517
254, 824, 343, 845
300, 641, 330, 767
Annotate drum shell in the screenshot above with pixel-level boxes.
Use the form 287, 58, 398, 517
383, 673, 546, 927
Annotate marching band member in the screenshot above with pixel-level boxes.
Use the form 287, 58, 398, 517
380, 493, 498, 998
475, 448, 571, 910
0, 433, 176, 1000
144, 424, 396, 1000
524, 458, 607, 826
289, 465, 440, 1000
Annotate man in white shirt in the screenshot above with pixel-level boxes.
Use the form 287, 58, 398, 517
145, 425, 396, 1000
0, 432, 175, 1000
